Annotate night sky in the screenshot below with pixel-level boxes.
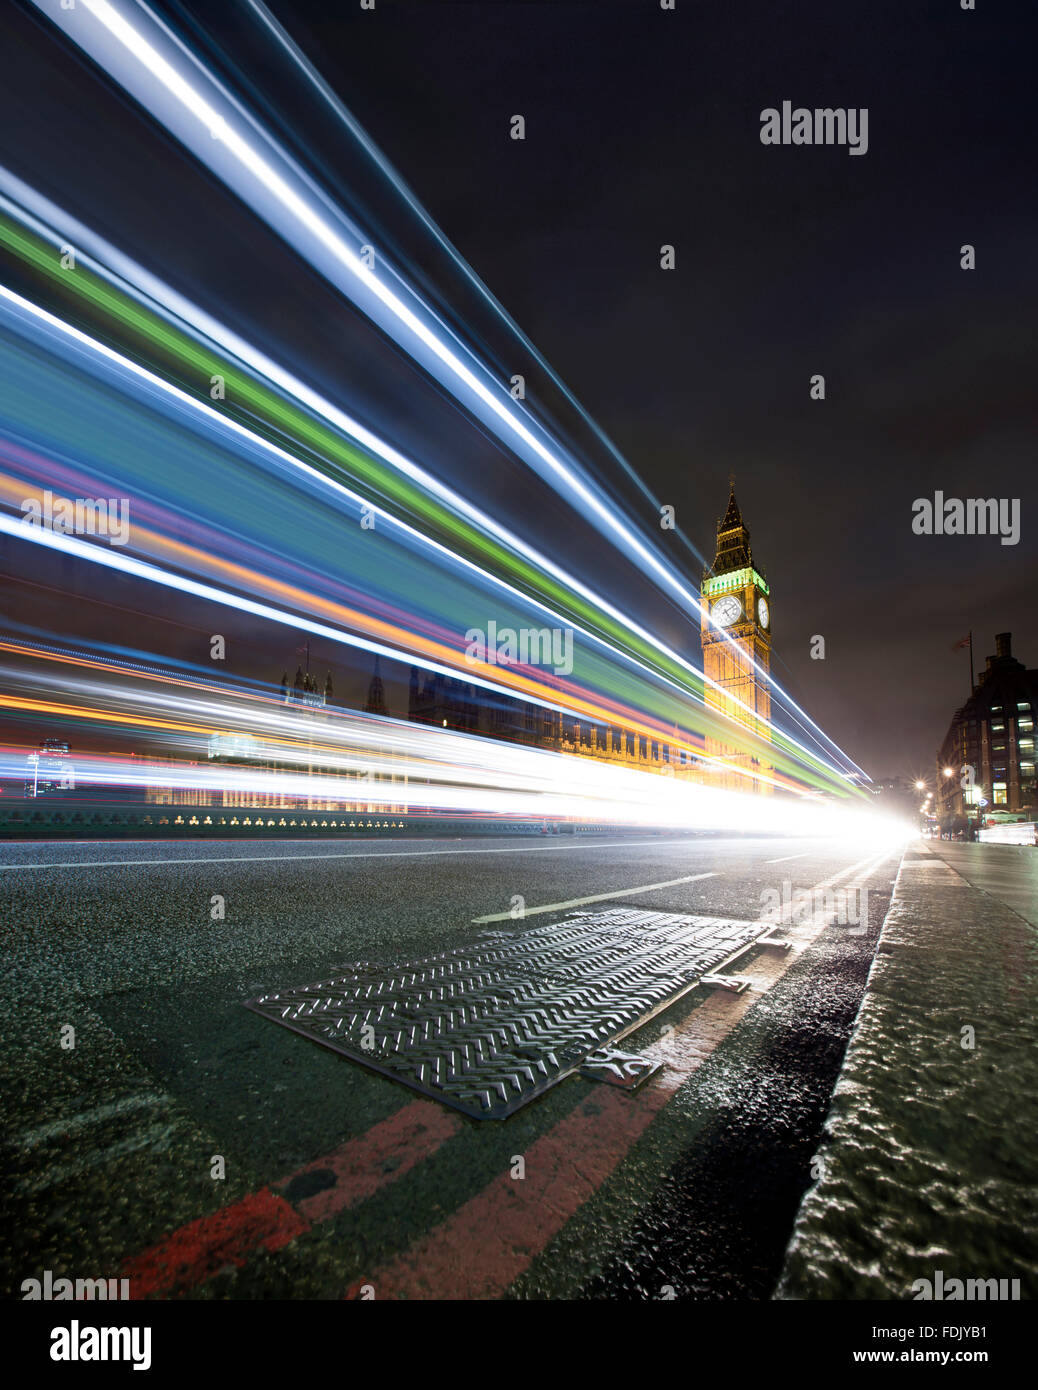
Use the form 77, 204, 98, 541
2, 0, 1036, 780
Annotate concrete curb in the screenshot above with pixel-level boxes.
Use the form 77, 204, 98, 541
776, 842, 1037, 1300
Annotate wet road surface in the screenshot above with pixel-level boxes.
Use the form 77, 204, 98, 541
1, 832, 902, 1299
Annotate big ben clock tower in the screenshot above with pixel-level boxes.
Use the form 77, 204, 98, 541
700, 483, 772, 792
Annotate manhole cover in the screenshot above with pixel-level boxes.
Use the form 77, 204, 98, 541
243, 907, 764, 1119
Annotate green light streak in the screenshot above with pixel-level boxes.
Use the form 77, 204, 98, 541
0, 212, 859, 799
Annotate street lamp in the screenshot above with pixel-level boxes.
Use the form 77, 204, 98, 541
914, 779, 926, 790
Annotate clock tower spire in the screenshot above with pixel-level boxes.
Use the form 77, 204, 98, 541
712, 481, 753, 573
700, 482, 773, 793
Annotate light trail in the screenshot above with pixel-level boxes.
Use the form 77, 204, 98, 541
0, 738, 910, 843
0, 645, 911, 843
0, 645, 810, 800
0, 501, 818, 797
0, 272, 856, 793
244, 0, 707, 571
27, 0, 869, 785
0, 199, 748, 737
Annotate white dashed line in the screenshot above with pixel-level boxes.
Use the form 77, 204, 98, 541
13, 1123, 181, 1197
471, 873, 718, 923
13, 1093, 170, 1150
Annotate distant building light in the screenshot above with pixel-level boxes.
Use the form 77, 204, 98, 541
208, 732, 261, 761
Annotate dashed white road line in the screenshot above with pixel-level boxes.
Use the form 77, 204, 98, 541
764, 852, 811, 864
13, 1092, 169, 1151
471, 872, 718, 923
13, 1123, 181, 1198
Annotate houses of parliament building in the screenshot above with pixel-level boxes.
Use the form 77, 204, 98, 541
146, 484, 774, 813
410, 483, 774, 792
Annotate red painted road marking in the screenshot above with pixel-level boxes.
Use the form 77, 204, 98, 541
122, 1100, 460, 1296
275, 1100, 460, 1223
123, 1188, 308, 1298
350, 989, 760, 1300
351, 1087, 669, 1301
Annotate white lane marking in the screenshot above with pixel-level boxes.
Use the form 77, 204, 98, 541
765, 852, 811, 864
647, 853, 899, 1068
14, 1093, 169, 1150
471, 872, 717, 924
13, 1123, 181, 1197
0, 837, 738, 872
715, 852, 893, 983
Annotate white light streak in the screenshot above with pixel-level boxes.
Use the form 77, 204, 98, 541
29, 0, 869, 783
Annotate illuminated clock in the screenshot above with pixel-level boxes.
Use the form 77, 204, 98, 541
757, 597, 770, 629
711, 594, 743, 628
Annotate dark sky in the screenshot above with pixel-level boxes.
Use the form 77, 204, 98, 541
2, 0, 1036, 781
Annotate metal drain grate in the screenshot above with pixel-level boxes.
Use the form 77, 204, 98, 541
243, 907, 765, 1119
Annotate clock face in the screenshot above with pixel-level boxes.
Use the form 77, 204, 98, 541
757, 597, 770, 629
711, 594, 743, 628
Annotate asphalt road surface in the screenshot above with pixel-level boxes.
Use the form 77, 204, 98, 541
1, 832, 903, 1300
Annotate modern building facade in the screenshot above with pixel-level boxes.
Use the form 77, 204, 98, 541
935, 632, 1037, 826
